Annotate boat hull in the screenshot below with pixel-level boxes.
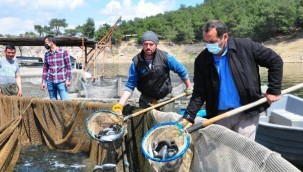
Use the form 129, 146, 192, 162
256, 94, 303, 167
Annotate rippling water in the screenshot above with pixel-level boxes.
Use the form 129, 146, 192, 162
259, 63, 303, 98
14, 62, 303, 171
14, 145, 95, 172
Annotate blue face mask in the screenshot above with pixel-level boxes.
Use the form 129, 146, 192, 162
206, 43, 222, 55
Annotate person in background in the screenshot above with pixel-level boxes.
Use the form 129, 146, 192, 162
0, 43, 22, 96
112, 30, 192, 114
41, 35, 72, 100
179, 20, 283, 140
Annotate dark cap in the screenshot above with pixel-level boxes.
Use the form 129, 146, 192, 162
141, 31, 159, 44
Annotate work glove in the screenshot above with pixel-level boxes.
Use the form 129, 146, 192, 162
112, 103, 123, 117
177, 117, 192, 128
184, 88, 193, 97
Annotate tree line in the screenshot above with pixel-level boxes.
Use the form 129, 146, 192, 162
2, 0, 303, 44
109, 0, 303, 43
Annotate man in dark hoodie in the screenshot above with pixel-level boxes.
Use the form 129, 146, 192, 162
179, 20, 283, 140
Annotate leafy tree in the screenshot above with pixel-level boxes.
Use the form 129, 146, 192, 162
250, 0, 298, 41
24, 32, 37, 37
64, 28, 79, 37
297, 5, 303, 28
163, 26, 178, 43
94, 23, 111, 42
34, 25, 44, 37
43, 25, 53, 36
30, 0, 303, 44
82, 18, 95, 39
49, 18, 68, 36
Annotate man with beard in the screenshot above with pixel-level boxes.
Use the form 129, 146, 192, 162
112, 30, 192, 112
111, 30, 192, 172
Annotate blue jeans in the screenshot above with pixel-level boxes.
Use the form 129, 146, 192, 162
47, 82, 69, 100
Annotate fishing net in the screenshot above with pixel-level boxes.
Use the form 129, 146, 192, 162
0, 95, 128, 172
82, 73, 187, 100
145, 110, 300, 172
141, 122, 193, 172
85, 110, 126, 150
21, 69, 84, 99
190, 124, 300, 172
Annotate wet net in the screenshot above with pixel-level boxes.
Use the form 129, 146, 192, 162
0, 95, 116, 171
0, 95, 300, 172
141, 122, 193, 172
145, 110, 301, 172
190, 124, 300, 172
85, 110, 126, 150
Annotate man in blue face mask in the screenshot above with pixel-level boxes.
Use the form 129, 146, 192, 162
179, 20, 283, 140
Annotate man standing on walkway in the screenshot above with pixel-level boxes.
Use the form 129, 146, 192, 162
0, 43, 22, 96
41, 35, 72, 100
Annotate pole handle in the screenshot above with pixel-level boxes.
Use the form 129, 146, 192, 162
123, 93, 187, 122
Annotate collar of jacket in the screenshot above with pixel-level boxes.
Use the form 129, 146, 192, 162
227, 37, 237, 52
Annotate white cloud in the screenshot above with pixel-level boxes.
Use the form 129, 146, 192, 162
0, 17, 35, 35
98, 0, 174, 24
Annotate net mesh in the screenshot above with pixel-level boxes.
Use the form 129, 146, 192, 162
142, 123, 193, 172
0, 79, 300, 171
21, 69, 85, 99
82, 73, 186, 100
86, 111, 124, 139
0, 95, 120, 171
190, 124, 300, 172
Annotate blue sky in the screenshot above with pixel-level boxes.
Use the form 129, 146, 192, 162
0, 0, 203, 35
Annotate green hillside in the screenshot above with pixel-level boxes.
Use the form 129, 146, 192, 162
95, 0, 303, 44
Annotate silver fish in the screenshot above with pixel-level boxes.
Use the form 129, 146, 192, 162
93, 163, 116, 171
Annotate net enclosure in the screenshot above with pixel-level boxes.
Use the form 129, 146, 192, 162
142, 110, 301, 172
0, 96, 300, 171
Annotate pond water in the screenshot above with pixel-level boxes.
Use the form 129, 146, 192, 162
96, 62, 303, 97
14, 145, 95, 172
14, 62, 303, 171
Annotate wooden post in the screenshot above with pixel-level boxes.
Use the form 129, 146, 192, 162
82, 37, 85, 71
93, 43, 97, 80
